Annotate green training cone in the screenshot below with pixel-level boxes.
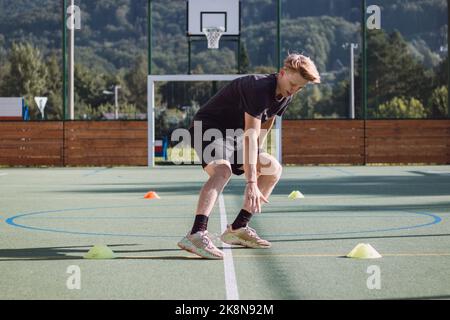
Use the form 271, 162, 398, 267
288, 190, 305, 199
346, 243, 382, 259
84, 244, 116, 259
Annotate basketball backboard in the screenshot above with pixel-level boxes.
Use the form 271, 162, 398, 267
187, 0, 240, 36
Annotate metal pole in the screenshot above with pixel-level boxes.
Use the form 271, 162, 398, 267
147, 0, 154, 167
362, 0, 368, 165
114, 85, 120, 120
148, 79, 155, 167
349, 43, 356, 119
237, 39, 241, 73
275, 0, 283, 164
148, 0, 152, 75
362, 0, 368, 121
62, 0, 67, 120
68, 0, 75, 120
188, 38, 192, 74
276, 0, 281, 71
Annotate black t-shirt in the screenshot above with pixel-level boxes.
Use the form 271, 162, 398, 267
192, 73, 292, 130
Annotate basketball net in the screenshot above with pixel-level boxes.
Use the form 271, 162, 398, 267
203, 27, 225, 49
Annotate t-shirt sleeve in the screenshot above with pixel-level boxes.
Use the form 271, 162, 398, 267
238, 77, 271, 119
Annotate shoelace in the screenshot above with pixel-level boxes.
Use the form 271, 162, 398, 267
200, 232, 212, 247
203, 232, 223, 249
207, 232, 222, 245
244, 226, 258, 238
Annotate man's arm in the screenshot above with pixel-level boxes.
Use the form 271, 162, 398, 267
243, 112, 269, 213
244, 112, 261, 183
259, 116, 276, 150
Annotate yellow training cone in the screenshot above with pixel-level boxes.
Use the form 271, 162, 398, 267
84, 245, 116, 259
288, 190, 305, 199
346, 243, 382, 259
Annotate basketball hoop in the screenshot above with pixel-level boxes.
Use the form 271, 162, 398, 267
203, 27, 225, 49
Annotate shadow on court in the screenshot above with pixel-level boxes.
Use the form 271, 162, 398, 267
0, 244, 199, 261
396, 295, 450, 300
51, 174, 450, 198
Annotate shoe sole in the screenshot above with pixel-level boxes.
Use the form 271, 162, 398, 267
177, 238, 224, 260
221, 234, 271, 249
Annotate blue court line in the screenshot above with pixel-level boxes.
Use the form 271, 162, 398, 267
326, 167, 356, 176
4, 205, 179, 239
3, 205, 443, 239
82, 168, 110, 177
20, 214, 424, 220
266, 210, 442, 238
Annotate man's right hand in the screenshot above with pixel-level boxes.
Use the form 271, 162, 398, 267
244, 182, 269, 214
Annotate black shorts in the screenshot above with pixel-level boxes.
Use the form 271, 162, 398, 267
189, 126, 246, 176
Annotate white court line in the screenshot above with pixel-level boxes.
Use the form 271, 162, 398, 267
218, 193, 239, 300
0, 173, 8, 176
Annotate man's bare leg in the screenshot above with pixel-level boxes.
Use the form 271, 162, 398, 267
177, 160, 233, 260
195, 160, 232, 217
221, 153, 281, 248
241, 153, 282, 212
256, 153, 283, 200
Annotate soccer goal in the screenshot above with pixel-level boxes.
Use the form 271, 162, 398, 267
147, 74, 282, 167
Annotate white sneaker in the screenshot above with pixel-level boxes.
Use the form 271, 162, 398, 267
221, 225, 271, 248
177, 230, 224, 259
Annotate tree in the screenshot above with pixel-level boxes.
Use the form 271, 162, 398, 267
0, 42, 47, 118
123, 54, 148, 112
284, 85, 325, 119
155, 106, 170, 138
0, 61, 10, 95
314, 80, 348, 118
44, 52, 62, 120
0, 34, 6, 65
239, 42, 250, 74
434, 55, 448, 88
354, 30, 436, 119
74, 63, 109, 116
372, 96, 427, 119
427, 86, 448, 118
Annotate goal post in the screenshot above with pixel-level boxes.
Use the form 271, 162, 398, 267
147, 74, 282, 167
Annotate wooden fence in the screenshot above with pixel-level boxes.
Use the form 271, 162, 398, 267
282, 120, 450, 165
0, 122, 64, 166
282, 120, 365, 164
65, 121, 147, 166
0, 121, 147, 166
0, 120, 449, 166
365, 120, 449, 164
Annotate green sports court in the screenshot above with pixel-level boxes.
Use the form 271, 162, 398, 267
1, 165, 449, 299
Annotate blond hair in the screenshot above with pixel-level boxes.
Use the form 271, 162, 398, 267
283, 53, 321, 84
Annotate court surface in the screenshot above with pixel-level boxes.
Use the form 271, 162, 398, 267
1, 165, 449, 299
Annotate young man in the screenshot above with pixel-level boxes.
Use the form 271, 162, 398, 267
178, 53, 321, 259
